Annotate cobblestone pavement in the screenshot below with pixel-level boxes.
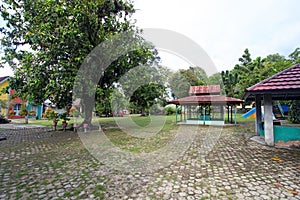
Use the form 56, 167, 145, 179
0, 127, 299, 199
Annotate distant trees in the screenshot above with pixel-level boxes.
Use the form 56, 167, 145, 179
221, 48, 296, 100
169, 66, 208, 98
221, 47, 300, 123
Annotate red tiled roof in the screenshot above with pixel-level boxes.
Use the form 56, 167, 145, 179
245, 64, 300, 92
10, 89, 25, 104
168, 95, 243, 105
189, 85, 220, 95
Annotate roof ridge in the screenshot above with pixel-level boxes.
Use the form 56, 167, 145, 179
245, 63, 300, 92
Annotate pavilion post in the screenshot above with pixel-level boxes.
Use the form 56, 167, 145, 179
220, 105, 224, 121
264, 94, 274, 146
234, 106, 237, 125
230, 105, 233, 124
175, 105, 178, 123
255, 94, 262, 136
227, 105, 230, 124
181, 105, 186, 122
180, 105, 182, 122
203, 107, 206, 125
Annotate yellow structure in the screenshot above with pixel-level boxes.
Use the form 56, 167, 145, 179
0, 76, 9, 117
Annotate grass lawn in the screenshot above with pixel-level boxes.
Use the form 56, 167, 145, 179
15, 114, 258, 153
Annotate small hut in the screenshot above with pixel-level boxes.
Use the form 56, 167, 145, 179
244, 64, 300, 146
168, 85, 243, 125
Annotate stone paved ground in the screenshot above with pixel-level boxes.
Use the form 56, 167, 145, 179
0, 127, 299, 199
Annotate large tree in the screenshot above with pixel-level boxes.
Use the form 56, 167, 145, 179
169, 66, 208, 99
0, 0, 158, 124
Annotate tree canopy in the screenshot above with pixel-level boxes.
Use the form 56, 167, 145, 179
0, 0, 159, 123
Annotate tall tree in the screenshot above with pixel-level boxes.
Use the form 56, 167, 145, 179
289, 47, 300, 64
169, 66, 207, 98
116, 65, 166, 116
1, 0, 158, 124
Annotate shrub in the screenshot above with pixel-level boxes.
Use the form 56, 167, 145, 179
0, 114, 10, 124
19, 104, 27, 116
8, 109, 15, 116
69, 107, 80, 117
289, 100, 300, 123
44, 107, 56, 119
164, 106, 176, 115
29, 110, 36, 116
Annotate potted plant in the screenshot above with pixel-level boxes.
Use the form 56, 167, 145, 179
60, 112, 70, 131
48, 111, 59, 131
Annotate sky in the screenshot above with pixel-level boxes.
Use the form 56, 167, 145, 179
1, 0, 300, 76
133, 0, 300, 73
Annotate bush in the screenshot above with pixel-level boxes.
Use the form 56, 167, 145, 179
69, 107, 80, 117
289, 100, 300, 123
44, 107, 55, 119
29, 110, 36, 116
8, 109, 15, 116
19, 104, 27, 116
0, 114, 10, 124
164, 106, 175, 115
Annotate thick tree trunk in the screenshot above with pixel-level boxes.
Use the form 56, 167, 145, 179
83, 102, 93, 125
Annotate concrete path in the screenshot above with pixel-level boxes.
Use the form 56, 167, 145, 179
0, 127, 299, 199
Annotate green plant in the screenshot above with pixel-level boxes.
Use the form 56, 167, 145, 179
289, 100, 300, 123
29, 110, 36, 116
8, 109, 15, 116
0, 114, 10, 124
19, 103, 28, 116
60, 112, 70, 122
69, 107, 80, 117
164, 105, 181, 115
48, 111, 59, 123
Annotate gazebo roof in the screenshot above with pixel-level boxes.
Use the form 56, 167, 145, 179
244, 63, 300, 100
189, 85, 220, 95
168, 95, 244, 105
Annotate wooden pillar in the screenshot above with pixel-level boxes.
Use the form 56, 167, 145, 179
255, 94, 262, 136
220, 105, 224, 121
227, 105, 230, 124
180, 105, 182, 122
230, 105, 233, 124
184, 105, 186, 121
175, 105, 178, 123
264, 94, 274, 146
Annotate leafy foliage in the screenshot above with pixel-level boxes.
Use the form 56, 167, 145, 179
169, 66, 208, 98
288, 100, 300, 123
1, 0, 158, 124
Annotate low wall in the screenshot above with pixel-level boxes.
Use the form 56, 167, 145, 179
186, 120, 224, 126
260, 126, 300, 143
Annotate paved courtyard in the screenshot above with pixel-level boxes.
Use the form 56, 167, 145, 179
0, 126, 299, 199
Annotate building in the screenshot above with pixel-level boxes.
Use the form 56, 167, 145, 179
244, 63, 300, 146
0, 76, 43, 119
168, 85, 244, 125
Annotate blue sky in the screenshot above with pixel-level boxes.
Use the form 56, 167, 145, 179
1, 0, 300, 76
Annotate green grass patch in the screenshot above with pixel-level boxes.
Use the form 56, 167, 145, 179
102, 115, 179, 153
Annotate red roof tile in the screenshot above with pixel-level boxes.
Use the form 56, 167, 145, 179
245, 64, 300, 92
189, 85, 220, 95
10, 89, 25, 104
168, 95, 243, 105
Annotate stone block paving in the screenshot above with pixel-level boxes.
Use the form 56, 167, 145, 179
0, 127, 299, 199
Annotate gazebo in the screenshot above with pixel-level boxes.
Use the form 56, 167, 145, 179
168, 85, 244, 125
243, 63, 300, 146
